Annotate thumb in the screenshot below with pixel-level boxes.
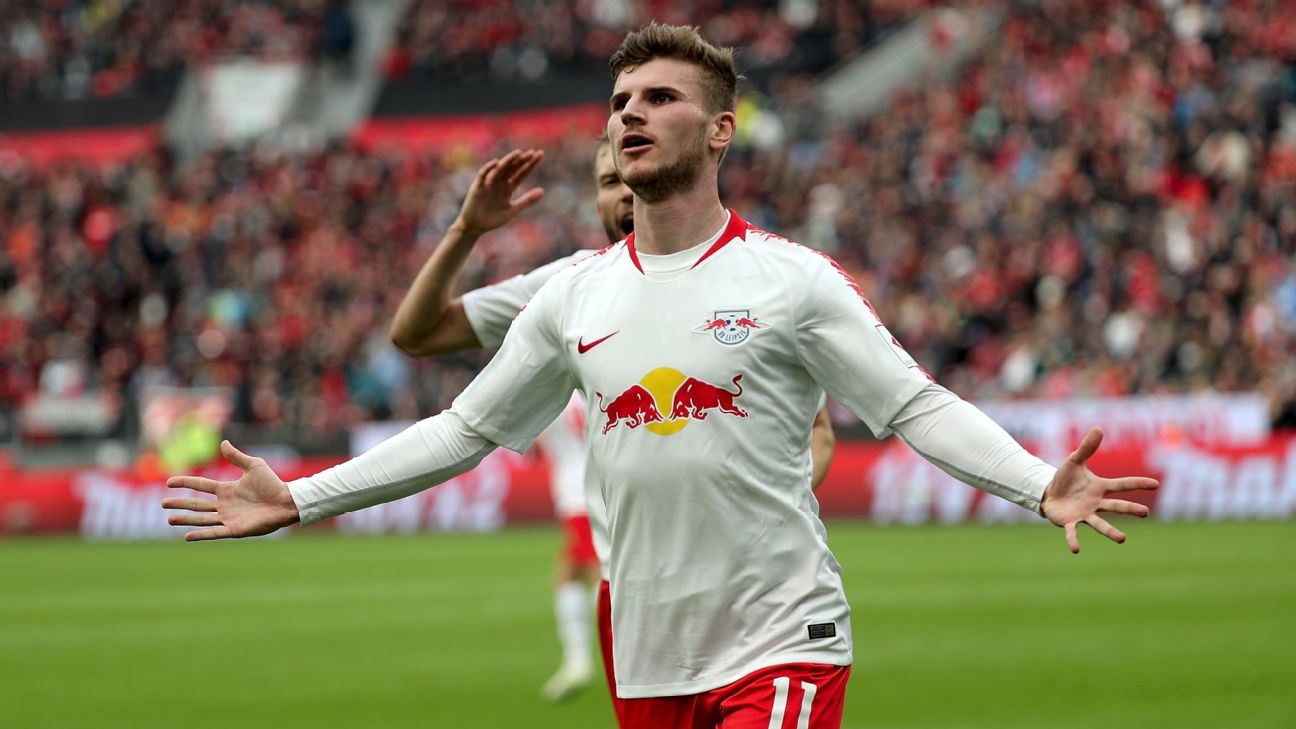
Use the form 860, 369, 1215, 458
221, 440, 256, 471
1067, 427, 1103, 467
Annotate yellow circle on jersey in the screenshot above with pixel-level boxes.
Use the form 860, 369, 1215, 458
641, 367, 688, 436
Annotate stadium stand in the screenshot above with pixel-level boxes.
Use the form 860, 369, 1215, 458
1, 0, 1294, 451
383, 0, 926, 83
0, 1, 353, 103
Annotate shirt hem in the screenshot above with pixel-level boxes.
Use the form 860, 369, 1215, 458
614, 652, 853, 699
286, 478, 323, 525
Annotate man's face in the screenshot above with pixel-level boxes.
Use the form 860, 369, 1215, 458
594, 144, 634, 242
607, 57, 715, 203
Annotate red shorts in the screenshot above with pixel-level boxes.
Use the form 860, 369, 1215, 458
618, 662, 851, 729
596, 579, 626, 727
560, 514, 598, 567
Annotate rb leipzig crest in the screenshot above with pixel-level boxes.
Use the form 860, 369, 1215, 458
694, 308, 765, 346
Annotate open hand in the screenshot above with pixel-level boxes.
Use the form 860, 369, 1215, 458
162, 440, 300, 541
1041, 428, 1159, 553
455, 148, 546, 236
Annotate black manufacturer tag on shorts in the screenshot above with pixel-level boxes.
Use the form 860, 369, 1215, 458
807, 622, 836, 640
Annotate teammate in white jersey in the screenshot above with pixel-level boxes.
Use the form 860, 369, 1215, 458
387, 148, 610, 703
163, 23, 1158, 729
386, 144, 835, 711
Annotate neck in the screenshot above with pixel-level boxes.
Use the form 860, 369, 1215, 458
630, 178, 728, 255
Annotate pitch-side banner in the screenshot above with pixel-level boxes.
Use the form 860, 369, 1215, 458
352, 103, 607, 157
1, 435, 1292, 540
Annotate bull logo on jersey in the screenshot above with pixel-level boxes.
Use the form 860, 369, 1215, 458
670, 375, 746, 420
595, 385, 664, 435
596, 368, 748, 436
694, 308, 765, 346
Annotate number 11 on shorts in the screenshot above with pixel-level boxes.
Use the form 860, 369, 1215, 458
768, 676, 817, 729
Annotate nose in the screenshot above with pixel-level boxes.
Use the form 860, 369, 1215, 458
619, 185, 633, 204
619, 95, 647, 128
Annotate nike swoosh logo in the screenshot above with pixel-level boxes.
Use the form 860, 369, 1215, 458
577, 331, 619, 354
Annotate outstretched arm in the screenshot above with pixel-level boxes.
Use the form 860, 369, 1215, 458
810, 406, 834, 491
888, 384, 1156, 553
794, 251, 1156, 552
164, 413, 497, 540
166, 259, 579, 541
390, 149, 545, 356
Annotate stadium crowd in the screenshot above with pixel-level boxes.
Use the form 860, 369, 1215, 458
728, 0, 1296, 421
383, 0, 929, 82
2, 0, 1295, 443
0, 137, 608, 439
1, 0, 921, 103
0, 0, 354, 102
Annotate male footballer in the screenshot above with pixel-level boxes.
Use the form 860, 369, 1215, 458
165, 23, 1157, 729
388, 141, 834, 712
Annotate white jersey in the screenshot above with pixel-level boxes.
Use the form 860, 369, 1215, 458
452, 211, 934, 697
462, 251, 601, 519
462, 250, 600, 350
537, 394, 588, 518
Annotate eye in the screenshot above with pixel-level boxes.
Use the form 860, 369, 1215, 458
651, 92, 673, 104
610, 97, 627, 111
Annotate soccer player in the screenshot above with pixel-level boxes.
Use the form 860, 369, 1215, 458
164, 23, 1158, 729
386, 144, 836, 706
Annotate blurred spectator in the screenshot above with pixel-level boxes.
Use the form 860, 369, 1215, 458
316, 0, 356, 75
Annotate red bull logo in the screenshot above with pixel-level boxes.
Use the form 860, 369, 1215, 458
596, 368, 748, 436
670, 374, 747, 420
595, 385, 665, 434
693, 308, 766, 346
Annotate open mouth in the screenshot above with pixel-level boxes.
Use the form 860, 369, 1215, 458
621, 133, 653, 152
619, 215, 634, 235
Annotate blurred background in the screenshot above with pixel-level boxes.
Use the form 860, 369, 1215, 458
0, 1, 1293, 728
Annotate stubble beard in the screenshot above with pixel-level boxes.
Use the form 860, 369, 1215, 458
600, 214, 632, 242
619, 134, 706, 204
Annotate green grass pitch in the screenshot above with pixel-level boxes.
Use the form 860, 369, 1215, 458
2, 520, 1292, 728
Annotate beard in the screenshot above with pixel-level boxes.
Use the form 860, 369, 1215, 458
600, 212, 633, 242
619, 133, 706, 204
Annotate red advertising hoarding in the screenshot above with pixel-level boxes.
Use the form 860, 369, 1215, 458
2, 434, 1292, 540
351, 103, 607, 156
0, 126, 159, 168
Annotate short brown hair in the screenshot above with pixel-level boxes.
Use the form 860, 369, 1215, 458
592, 132, 613, 177
609, 22, 740, 114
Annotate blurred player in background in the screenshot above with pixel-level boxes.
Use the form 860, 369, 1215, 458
164, 23, 1156, 729
387, 142, 835, 707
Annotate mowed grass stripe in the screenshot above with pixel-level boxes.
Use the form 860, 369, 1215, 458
2, 530, 578, 729
833, 521, 1294, 729
0, 575, 548, 615
2, 521, 1292, 729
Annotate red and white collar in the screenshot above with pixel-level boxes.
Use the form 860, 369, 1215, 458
624, 209, 749, 274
